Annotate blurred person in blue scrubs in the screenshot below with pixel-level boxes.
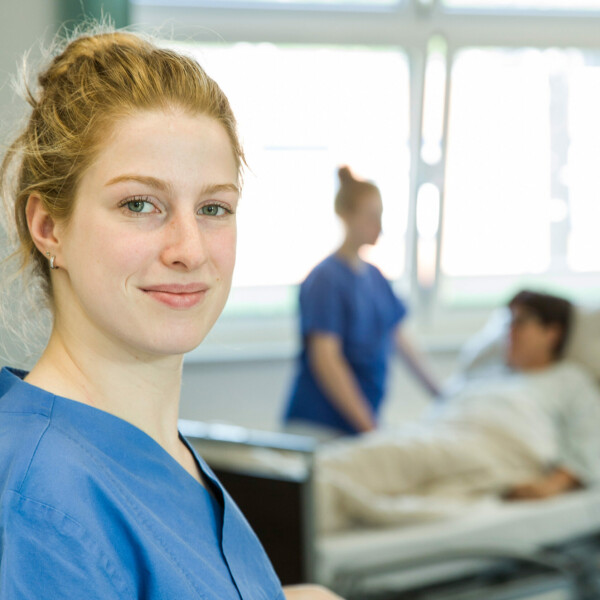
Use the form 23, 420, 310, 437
0, 28, 340, 600
284, 167, 440, 438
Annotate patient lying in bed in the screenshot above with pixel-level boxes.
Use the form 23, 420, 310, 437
316, 291, 600, 532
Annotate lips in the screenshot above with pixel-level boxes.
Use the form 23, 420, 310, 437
141, 283, 209, 309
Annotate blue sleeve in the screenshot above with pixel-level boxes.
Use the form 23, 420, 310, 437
0, 492, 132, 599
299, 269, 345, 338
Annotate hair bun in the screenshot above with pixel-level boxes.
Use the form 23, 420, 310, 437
337, 165, 356, 185
38, 33, 149, 91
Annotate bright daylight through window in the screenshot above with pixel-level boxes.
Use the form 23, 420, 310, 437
202, 0, 400, 5
136, 0, 600, 321
442, 48, 600, 306
168, 42, 411, 315
444, 0, 600, 10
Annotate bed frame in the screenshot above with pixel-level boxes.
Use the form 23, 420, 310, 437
179, 420, 317, 584
179, 419, 600, 600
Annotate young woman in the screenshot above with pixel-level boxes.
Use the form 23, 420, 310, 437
0, 29, 340, 600
284, 167, 439, 437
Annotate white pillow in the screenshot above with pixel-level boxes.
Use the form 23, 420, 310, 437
564, 305, 600, 380
458, 305, 600, 380
458, 308, 509, 376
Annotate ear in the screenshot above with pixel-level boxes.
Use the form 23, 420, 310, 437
26, 193, 61, 257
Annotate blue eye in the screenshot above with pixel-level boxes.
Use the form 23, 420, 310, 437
201, 204, 227, 217
126, 199, 154, 213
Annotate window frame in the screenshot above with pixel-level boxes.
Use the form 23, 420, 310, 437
132, 0, 403, 10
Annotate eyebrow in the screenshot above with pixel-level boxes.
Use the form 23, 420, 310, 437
104, 174, 240, 196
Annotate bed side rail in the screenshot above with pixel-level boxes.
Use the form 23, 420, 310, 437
178, 419, 317, 585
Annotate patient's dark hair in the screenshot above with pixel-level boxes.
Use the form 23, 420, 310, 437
508, 290, 573, 358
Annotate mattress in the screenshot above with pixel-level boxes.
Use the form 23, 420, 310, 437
315, 488, 600, 593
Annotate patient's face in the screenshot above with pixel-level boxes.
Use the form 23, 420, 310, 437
507, 305, 559, 371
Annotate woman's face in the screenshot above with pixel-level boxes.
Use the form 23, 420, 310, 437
343, 192, 383, 247
53, 109, 239, 357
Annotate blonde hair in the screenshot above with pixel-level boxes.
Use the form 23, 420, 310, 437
1, 28, 244, 303
334, 166, 380, 216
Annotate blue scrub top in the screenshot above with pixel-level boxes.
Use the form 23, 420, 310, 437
284, 254, 407, 435
0, 367, 285, 599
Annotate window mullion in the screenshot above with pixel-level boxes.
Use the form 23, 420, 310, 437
432, 43, 453, 318
407, 47, 427, 314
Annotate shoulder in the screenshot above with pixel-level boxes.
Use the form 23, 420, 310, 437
365, 262, 396, 289
0, 368, 55, 495
555, 360, 596, 384
301, 256, 347, 295
365, 261, 385, 278
0, 368, 132, 597
20, 419, 98, 497
304, 255, 343, 283
552, 361, 600, 398
0, 385, 137, 596
364, 263, 408, 310
0, 371, 110, 520
0, 404, 120, 556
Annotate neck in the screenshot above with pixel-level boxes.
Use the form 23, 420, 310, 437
26, 325, 184, 456
516, 355, 556, 373
336, 238, 363, 269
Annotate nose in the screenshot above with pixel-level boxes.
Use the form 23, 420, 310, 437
160, 211, 209, 272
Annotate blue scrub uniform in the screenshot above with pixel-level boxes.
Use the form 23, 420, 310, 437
0, 368, 284, 599
284, 254, 407, 435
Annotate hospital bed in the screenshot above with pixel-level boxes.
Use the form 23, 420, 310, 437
181, 304, 600, 599
317, 488, 600, 598
181, 420, 600, 599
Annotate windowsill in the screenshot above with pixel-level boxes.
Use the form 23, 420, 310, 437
183, 307, 492, 363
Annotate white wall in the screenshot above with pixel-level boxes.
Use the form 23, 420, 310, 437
0, 0, 60, 369
179, 351, 460, 432
0, 1, 59, 138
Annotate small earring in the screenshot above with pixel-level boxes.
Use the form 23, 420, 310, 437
45, 251, 58, 270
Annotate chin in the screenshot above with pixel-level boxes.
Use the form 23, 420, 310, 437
142, 335, 208, 357
136, 319, 218, 357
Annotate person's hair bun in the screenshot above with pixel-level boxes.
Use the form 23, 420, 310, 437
334, 165, 380, 216
337, 165, 355, 185
38, 33, 148, 91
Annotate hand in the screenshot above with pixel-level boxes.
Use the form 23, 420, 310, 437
356, 419, 377, 434
504, 480, 557, 500
283, 584, 345, 599
504, 468, 580, 501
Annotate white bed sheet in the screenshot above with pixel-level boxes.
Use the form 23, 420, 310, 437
315, 488, 600, 592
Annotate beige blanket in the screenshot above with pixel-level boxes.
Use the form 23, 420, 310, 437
315, 422, 544, 533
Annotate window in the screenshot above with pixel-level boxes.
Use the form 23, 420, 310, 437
441, 48, 600, 306
131, 0, 600, 342
201, 0, 400, 4
443, 0, 600, 10
169, 42, 411, 314
133, 0, 402, 9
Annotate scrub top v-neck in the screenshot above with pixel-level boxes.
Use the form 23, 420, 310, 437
0, 367, 285, 599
